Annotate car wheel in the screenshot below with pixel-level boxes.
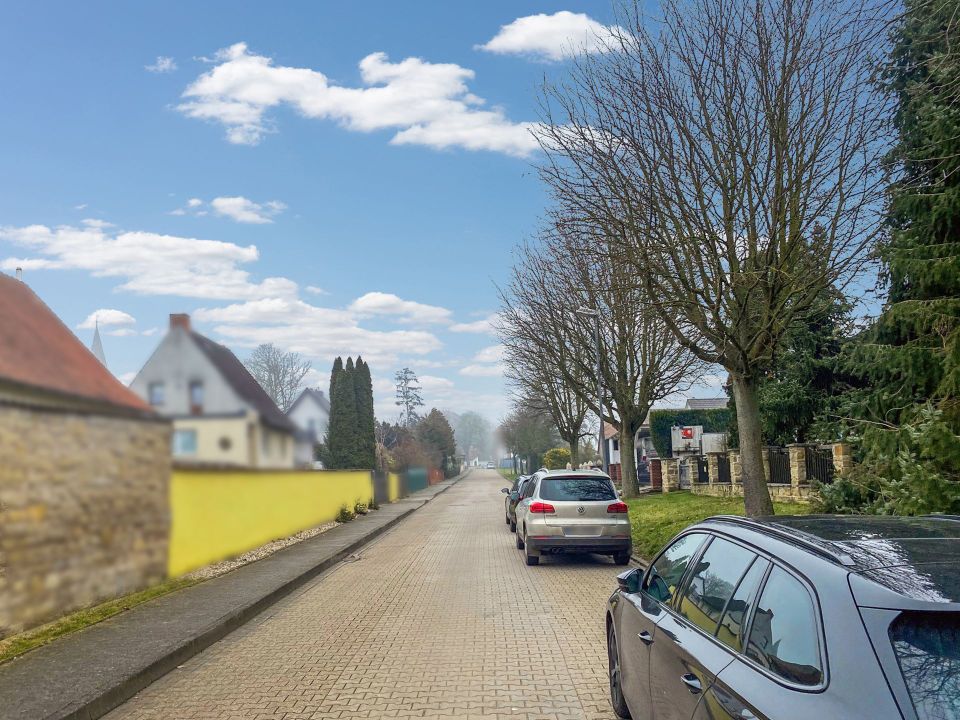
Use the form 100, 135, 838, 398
510, 519, 516, 533
516, 527, 525, 549
614, 551, 631, 566
607, 625, 632, 719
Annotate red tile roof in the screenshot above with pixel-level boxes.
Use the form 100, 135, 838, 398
0, 274, 153, 414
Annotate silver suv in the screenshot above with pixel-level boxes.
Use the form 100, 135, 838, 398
514, 470, 632, 566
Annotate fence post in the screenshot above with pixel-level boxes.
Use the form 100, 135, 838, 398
788, 444, 807, 489
832, 442, 853, 477
662, 458, 679, 493
650, 458, 663, 492
684, 456, 699, 487
761, 447, 772, 486
707, 453, 721, 486
729, 450, 743, 487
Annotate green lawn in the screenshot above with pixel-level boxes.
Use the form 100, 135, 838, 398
627, 491, 812, 562
498, 468, 518, 483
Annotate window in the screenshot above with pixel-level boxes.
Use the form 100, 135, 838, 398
148, 382, 165, 406
716, 558, 770, 652
189, 381, 204, 414
678, 538, 757, 635
642, 533, 708, 606
539, 477, 616, 502
745, 567, 823, 686
519, 478, 536, 498
613, 439, 620, 451
890, 612, 960, 720
172, 429, 197, 456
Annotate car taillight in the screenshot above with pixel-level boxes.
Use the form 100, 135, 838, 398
607, 502, 629, 513
529, 501, 555, 514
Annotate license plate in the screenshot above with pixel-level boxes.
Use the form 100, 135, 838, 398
564, 526, 602, 537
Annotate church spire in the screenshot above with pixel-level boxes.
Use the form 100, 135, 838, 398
91, 319, 106, 366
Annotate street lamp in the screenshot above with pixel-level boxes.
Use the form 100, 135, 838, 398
575, 306, 608, 474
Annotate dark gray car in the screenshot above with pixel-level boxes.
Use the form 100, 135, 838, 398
606, 515, 960, 719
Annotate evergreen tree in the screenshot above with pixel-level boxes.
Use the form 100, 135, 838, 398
353, 357, 376, 469
326, 356, 359, 468
826, 0, 960, 513
329, 356, 343, 405
417, 409, 457, 476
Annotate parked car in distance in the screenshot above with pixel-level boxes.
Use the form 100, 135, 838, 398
501, 474, 529, 531
485, 461, 496, 469
514, 469, 631, 566
605, 514, 960, 720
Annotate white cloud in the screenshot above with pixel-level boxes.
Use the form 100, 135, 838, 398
193, 296, 443, 368
460, 363, 505, 377
118, 371, 138, 385
74, 203, 88, 210
81, 218, 115, 229
177, 42, 538, 157
472, 344, 505, 363
211, 196, 287, 224
477, 11, 622, 62
77, 308, 136, 329
349, 291, 452, 325
169, 196, 284, 223
0, 223, 296, 300
146, 56, 177, 73
141, 327, 161, 336
305, 285, 329, 296
449, 313, 498, 334
107, 328, 138, 337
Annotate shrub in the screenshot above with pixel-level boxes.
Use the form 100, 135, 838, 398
336, 504, 355, 523
354, 501, 368, 515
543, 447, 572, 469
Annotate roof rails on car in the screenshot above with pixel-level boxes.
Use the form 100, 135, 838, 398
707, 516, 857, 567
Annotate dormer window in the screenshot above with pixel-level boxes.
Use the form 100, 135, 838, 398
148, 382, 165, 406
189, 380, 204, 415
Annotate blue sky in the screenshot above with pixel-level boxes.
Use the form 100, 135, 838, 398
0, 2, 625, 422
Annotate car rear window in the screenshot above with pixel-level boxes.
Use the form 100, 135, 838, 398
889, 612, 960, 720
538, 477, 616, 501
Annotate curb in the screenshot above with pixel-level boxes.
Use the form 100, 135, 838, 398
0, 469, 471, 720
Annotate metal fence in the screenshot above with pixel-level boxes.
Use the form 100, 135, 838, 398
806, 446, 835, 484
767, 447, 791, 484
694, 457, 710, 484
718, 455, 731, 483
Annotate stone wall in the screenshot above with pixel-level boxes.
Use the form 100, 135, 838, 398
0, 402, 171, 639
690, 482, 813, 504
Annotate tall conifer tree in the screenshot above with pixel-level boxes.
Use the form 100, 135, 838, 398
354, 357, 376, 469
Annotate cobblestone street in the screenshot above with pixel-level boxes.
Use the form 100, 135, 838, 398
105, 471, 622, 719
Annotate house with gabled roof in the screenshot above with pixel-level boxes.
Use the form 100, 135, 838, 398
0, 272, 170, 637
130, 313, 296, 468
286, 387, 330, 467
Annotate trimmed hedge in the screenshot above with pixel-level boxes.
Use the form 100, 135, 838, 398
649, 408, 733, 457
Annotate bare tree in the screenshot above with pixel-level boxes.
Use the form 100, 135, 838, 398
537, 0, 891, 514
244, 343, 312, 412
499, 223, 702, 496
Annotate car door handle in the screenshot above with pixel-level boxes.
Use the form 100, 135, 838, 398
637, 631, 654, 645
680, 673, 702, 694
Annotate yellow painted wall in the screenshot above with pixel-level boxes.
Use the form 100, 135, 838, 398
388, 472, 401, 502
168, 469, 373, 576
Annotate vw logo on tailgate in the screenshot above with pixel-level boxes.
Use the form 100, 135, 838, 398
577, 506, 585, 514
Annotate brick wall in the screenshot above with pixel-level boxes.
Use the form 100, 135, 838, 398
0, 403, 171, 639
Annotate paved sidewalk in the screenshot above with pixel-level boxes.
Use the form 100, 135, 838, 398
104, 470, 624, 720
0, 476, 462, 720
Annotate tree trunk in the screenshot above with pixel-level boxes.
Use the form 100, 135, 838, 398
620, 429, 639, 498
568, 439, 580, 468
731, 374, 774, 516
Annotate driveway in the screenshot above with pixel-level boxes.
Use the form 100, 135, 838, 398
106, 470, 622, 719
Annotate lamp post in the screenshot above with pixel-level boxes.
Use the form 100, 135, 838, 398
575, 306, 609, 474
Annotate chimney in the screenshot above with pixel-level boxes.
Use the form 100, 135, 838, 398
15, 267, 22, 281
169, 313, 191, 332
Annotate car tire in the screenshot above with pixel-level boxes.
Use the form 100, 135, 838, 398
516, 527, 524, 549
614, 551, 631, 566
607, 625, 632, 719
510, 519, 516, 533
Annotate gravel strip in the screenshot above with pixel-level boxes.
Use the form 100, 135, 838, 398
184, 521, 341, 581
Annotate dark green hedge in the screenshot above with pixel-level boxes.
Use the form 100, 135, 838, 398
649, 408, 733, 457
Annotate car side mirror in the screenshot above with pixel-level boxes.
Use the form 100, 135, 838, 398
510, 491, 519, 501
616, 568, 641, 594
501, 487, 510, 494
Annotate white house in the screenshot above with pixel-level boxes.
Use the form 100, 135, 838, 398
286, 388, 330, 467
130, 314, 297, 468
